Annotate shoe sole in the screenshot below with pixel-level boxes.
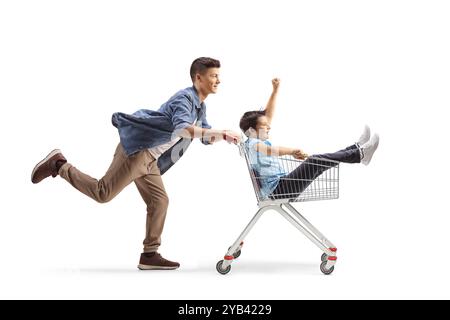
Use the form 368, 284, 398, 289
137, 264, 179, 270
31, 149, 61, 183
357, 125, 371, 146
362, 137, 379, 165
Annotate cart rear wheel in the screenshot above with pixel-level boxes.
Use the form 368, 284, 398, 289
216, 260, 231, 275
321, 253, 328, 262
228, 246, 242, 259
320, 261, 334, 275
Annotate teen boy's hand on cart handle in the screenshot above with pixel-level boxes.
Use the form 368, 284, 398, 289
223, 130, 241, 144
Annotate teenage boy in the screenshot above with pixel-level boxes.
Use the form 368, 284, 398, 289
32, 57, 241, 270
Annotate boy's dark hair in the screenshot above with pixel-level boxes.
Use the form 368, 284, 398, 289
239, 110, 266, 135
190, 57, 221, 82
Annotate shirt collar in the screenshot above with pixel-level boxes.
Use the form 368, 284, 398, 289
191, 86, 204, 110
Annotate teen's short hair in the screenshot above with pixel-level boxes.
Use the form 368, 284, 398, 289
239, 110, 266, 136
190, 57, 221, 82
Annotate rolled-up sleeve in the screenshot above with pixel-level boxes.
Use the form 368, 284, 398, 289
199, 107, 212, 129
197, 106, 211, 145
171, 95, 194, 131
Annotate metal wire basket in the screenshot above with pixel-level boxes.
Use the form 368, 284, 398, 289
239, 142, 340, 204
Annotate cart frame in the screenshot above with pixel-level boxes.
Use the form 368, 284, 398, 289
216, 141, 340, 275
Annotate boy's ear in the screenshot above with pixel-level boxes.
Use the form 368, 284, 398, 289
245, 128, 255, 136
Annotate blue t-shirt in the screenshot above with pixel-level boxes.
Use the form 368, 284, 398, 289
245, 138, 287, 199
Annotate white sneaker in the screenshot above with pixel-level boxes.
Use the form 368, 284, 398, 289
360, 133, 379, 165
357, 125, 371, 147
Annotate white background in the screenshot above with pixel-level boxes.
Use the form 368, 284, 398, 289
1, 0, 449, 299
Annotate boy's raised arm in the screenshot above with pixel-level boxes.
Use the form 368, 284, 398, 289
264, 78, 280, 125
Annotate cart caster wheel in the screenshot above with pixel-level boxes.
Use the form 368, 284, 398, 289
321, 253, 328, 262
216, 260, 231, 275
228, 246, 242, 259
320, 261, 335, 275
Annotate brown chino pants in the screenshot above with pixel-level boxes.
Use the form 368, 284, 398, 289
58, 143, 168, 253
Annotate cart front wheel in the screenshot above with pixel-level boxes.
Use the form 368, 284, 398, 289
321, 253, 328, 262
320, 261, 335, 275
216, 260, 231, 275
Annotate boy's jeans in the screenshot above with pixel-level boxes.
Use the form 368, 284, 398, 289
270, 144, 361, 199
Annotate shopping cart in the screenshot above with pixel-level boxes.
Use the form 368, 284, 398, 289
216, 141, 340, 275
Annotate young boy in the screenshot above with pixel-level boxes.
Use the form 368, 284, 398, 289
239, 78, 380, 200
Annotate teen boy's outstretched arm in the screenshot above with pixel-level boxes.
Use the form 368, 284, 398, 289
180, 125, 241, 144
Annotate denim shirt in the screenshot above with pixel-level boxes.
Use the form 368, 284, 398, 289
111, 86, 212, 174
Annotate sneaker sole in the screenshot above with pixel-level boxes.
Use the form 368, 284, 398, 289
31, 149, 61, 183
357, 125, 371, 146
362, 137, 379, 165
137, 264, 179, 270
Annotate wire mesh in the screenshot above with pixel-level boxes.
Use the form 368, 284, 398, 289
239, 143, 340, 203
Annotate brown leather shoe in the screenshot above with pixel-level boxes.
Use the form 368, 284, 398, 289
31, 149, 67, 184
138, 252, 180, 270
